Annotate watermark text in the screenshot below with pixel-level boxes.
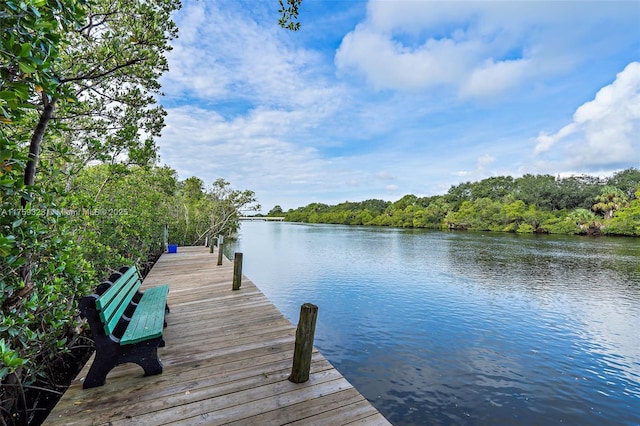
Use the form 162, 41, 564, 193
1, 207, 129, 217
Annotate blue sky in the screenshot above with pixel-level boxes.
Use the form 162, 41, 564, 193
157, 0, 640, 213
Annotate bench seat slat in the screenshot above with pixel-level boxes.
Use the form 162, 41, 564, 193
120, 285, 169, 345
96, 267, 138, 311
100, 277, 141, 336
98, 273, 139, 322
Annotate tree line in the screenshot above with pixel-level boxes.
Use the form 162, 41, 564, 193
276, 169, 640, 236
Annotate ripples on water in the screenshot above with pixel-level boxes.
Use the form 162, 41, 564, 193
227, 223, 640, 426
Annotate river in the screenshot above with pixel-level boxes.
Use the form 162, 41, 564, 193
225, 222, 640, 425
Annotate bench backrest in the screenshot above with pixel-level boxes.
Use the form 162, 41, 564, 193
96, 266, 141, 336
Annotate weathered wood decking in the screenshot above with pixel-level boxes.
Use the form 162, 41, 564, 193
45, 246, 391, 425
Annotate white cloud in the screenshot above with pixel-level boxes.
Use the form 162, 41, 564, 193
533, 61, 640, 170
336, 29, 475, 90
334, 0, 636, 97
161, 106, 321, 181
460, 58, 532, 98
162, 1, 339, 111
158, 105, 384, 210
476, 154, 496, 170
375, 171, 395, 180
534, 124, 577, 155
445, 154, 497, 182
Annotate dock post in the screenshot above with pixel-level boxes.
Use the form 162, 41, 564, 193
217, 235, 225, 265
217, 243, 224, 265
232, 252, 243, 290
209, 234, 214, 253
289, 303, 318, 383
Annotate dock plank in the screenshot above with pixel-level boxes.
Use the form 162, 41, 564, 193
45, 246, 391, 425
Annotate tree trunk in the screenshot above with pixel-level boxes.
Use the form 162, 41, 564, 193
22, 96, 57, 204
14, 96, 57, 305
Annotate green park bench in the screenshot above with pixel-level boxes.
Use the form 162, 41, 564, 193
79, 265, 169, 389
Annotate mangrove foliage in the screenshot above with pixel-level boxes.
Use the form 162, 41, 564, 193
282, 170, 640, 236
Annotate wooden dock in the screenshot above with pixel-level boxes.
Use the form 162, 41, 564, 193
45, 246, 391, 425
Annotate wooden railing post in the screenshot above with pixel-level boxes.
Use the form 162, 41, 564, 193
216, 235, 224, 265
217, 242, 224, 265
289, 303, 318, 383
232, 252, 243, 290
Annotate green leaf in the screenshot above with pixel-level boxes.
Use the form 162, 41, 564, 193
0, 91, 17, 101
0, 105, 11, 120
18, 61, 37, 74
12, 83, 30, 100
20, 42, 31, 57
29, 4, 41, 18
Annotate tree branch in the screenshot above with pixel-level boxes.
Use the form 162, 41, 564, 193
59, 57, 145, 84
78, 10, 118, 36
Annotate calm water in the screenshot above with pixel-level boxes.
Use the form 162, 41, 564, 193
225, 222, 640, 425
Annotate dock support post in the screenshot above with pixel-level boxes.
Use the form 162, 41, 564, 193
217, 235, 224, 265
289, 303, 318, 383
217, 243, 224, 265
232, 253, 243, 290
209, 234, 214, 253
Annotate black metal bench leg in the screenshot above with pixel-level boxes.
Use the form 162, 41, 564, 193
139, 355, 163, 377
83, 352, 117, 389
120, 339, 164, 377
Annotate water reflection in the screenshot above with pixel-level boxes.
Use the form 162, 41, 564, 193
227, 223, 640, 425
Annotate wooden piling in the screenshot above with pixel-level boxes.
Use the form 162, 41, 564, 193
289, 303, 318, 383
232, 252, 243, 290
217, 235, 224, 266
217, 243, 224, 265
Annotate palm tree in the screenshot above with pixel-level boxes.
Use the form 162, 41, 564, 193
592, 186, 629, 219
570, 208, 599, 232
